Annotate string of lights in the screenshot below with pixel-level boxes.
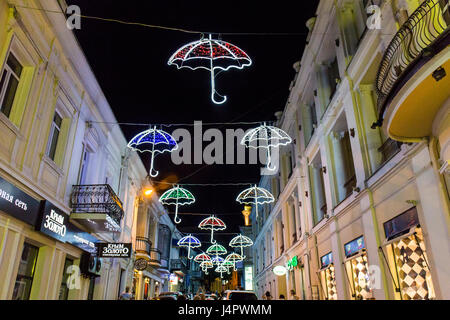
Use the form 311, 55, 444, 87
10, 3, 310, 36
87, 120, 273, 127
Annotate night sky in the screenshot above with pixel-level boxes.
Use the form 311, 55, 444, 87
67, 0, 319, 246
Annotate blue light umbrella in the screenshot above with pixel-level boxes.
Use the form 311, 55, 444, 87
127, 126, 178, 177
177, 234, 201, 259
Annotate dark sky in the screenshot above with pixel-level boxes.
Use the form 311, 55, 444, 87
67, 0, 318, 246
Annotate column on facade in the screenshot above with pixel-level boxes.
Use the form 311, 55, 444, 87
331, 131, 348, 202
316, 63, 332, 116
329, 221, 347, 300
135, 271, 144, 300
29, 246, 66, 300
412, 148, 450, 299
359, 84, 383, 174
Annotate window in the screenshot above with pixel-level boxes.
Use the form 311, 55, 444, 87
12, 243, 39, 300
0, 52, 23, 118
77, 143, 90, 184
46, 111, 63, 161
59, 258, 74, 300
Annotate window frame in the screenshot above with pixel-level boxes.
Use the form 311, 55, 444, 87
0, 52, 23, 118
46, 110, 63, 162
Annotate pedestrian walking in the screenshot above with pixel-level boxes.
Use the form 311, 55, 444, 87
290, 289, 300, 300
279, 294, 285, 300
265, 291, 272, 300
119, 286, 133, 300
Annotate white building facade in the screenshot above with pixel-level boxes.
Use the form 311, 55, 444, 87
252, 0, 449, 300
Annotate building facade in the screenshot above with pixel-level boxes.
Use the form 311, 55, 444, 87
252, 0, 449, 300
0, 0, 176, 300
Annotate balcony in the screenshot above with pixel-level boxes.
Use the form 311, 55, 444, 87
148, 249, 162, 267
70, 184, 124, 233
170, 259, 188, 274
375, 0, 449, 142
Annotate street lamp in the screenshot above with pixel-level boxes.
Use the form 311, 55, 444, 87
242, 205, 252, 226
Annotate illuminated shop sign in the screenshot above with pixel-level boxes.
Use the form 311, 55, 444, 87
321, 252, 333, 268
286, 256, 298, 270
273, 265, 287, 276
37, 201, 70, 243
344, 236, 365, 258
65, 222, 99, 254
0, 176, 41, 226
97, 243, 132, 258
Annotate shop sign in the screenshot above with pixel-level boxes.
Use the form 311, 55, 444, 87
0, 176, 41, 226
321, 252, 333, 268
286, 256, 298, 271
273, 265, 287, 276
383, 207, 419, 240
36, 201, 70, 243
65, 222, 99, 254
169, 273, 178, 285
97, 243, 132, 258
344, 236, 365, 258
134, 258, 148, 271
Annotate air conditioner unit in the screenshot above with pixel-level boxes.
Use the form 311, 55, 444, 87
80, 252, 102, 277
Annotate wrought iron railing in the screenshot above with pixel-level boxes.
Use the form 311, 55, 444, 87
135, 237, 152, 255
71, 184, 124, 225
375, 0, 449, 118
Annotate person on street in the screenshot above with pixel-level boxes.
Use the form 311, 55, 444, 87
279, 294, 285, 300
290, 289, 300, 300
265, 291, 272, 300
119, 286, 133, 300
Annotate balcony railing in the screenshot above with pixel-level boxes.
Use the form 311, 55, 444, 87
135, 237, 152, 255
375, 0, 449, 120
170, 259, 188, 273
70, 184, 124, 225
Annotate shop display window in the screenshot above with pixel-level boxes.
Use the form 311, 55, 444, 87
59, 258, 74, 300
343, 236, 373, 300
12, 243, 39, 300
384, 226, 436, 300
318, 252, 337, 300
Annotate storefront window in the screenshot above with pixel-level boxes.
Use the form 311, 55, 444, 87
12, 243, 39, 300
59, 258, 74, 300
382, 208, 436, 300
343, 236, 373, 300
319, 252, 337, 300
386, 227, 436, 300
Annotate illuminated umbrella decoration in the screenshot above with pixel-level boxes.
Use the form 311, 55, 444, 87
159, 185, 195, 224
225, 253, 243, 271
177, 234, 201, 260
229, 234, 253, 259
236, 185, 274, 219
206, 244, 227, 257
194, 253, 211, 264
241, 123, 292, 171
127, 126, 178, 177
211, 256, 224, 266
221, 260, 236, 271
215, 264, 229, 278
168, 34, 252, 104
199, 261, 214, 275
198, 215, 226, 244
